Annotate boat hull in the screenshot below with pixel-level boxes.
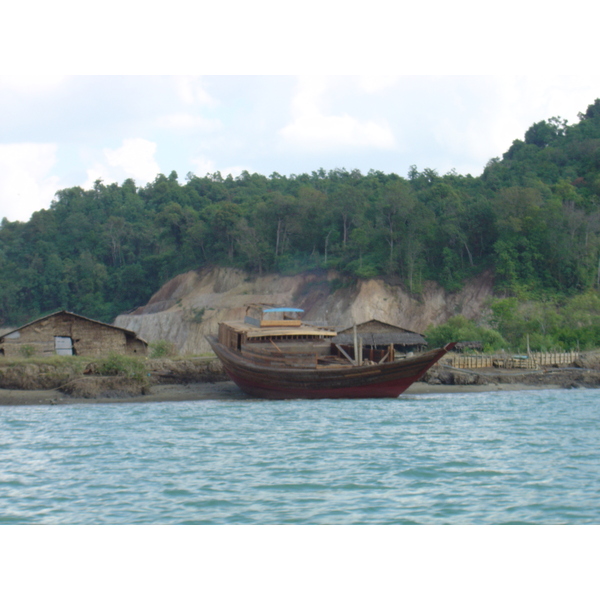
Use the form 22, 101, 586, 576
207, 336, 454, 399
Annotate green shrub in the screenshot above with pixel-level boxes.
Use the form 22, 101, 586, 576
189, 308, 205, 323
425, 316, 508, 352
19, 345, 36, 358
149, 340, 176, 358
97, 353, 146, 382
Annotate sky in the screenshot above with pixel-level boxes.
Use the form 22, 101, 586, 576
2, 2, 599, 224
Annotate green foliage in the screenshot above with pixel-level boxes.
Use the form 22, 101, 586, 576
149, 340, 177, 358
186, 308, 205, 324
488, 292, 600, 351
97, 353, 146, 382
19, 345, 36, 358
425, 316, 507, 352
0, 354, 76, 367
525, 119, 565, 148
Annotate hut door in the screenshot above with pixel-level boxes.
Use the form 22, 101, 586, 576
55, 336, 74, 355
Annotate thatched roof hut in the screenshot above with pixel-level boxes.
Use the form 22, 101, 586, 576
0, 311, 148, 358
454, 341, 484, 353
333, 319, 427, 353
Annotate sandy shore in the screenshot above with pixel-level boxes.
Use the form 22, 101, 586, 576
0, 379, 570, 406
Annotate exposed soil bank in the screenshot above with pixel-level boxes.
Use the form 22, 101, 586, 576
114, 267, 497, 355
0, 356, 229, 399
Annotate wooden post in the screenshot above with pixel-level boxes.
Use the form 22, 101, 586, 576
353, 325, 359, 366
377, 351, 390, 364
336, 344, 355, 366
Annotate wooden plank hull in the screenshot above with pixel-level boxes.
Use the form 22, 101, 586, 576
207, 336, 454, 399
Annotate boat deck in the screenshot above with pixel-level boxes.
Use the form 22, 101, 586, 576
220, 320, 337, 340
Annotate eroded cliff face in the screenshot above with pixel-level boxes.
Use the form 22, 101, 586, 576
114, 267, 496, 354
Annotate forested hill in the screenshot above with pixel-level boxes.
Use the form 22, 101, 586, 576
2, 99, 600, 329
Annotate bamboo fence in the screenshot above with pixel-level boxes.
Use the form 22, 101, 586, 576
443, 351, 579, 370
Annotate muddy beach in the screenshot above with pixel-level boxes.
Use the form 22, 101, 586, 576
1, 368, 598, 406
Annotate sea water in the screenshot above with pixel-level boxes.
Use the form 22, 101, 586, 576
1, 388, 599, 524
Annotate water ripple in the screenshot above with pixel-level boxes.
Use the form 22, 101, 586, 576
1, 389, 600, 523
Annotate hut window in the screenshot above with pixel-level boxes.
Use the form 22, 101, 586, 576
54, 336, 74, 356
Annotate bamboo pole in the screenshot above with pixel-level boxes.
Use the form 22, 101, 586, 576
358, 335, 363, 367
353, 325, 362, 367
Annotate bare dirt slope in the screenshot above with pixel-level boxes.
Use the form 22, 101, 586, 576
114, 267, 496, 355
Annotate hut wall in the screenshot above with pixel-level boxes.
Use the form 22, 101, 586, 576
0, 314, 146, 357
124, 337, 148, 355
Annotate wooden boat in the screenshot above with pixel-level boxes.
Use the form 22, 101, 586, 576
207, 305, 454, 399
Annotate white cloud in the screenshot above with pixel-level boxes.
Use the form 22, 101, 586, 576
479, 76, 600, 165
357, 75, 400, 94
190, 155, 250, 179
280, 76, 395, 150
432, 108, 517, 175
281, 113, 395, 150
422, 75, 600, 176
174, 76, 217, 106
190, 156, 216, 176
84, 138, 160, 188
157, 113, 221, 131
0, 144, 60, 222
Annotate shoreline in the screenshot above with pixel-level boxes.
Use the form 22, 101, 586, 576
0, 379, 570, 406
3, 354, 600, 406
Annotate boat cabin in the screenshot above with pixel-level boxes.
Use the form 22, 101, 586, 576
242, 305, 305, 328
218, 305, 337, 354
218, 305, 344, 368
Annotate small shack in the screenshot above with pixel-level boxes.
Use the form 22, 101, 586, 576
0, 311, 148, 357
454, 341, 484, 353
333, 319, 427, 355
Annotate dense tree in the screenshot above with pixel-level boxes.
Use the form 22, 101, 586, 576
2, 99, 600, 329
